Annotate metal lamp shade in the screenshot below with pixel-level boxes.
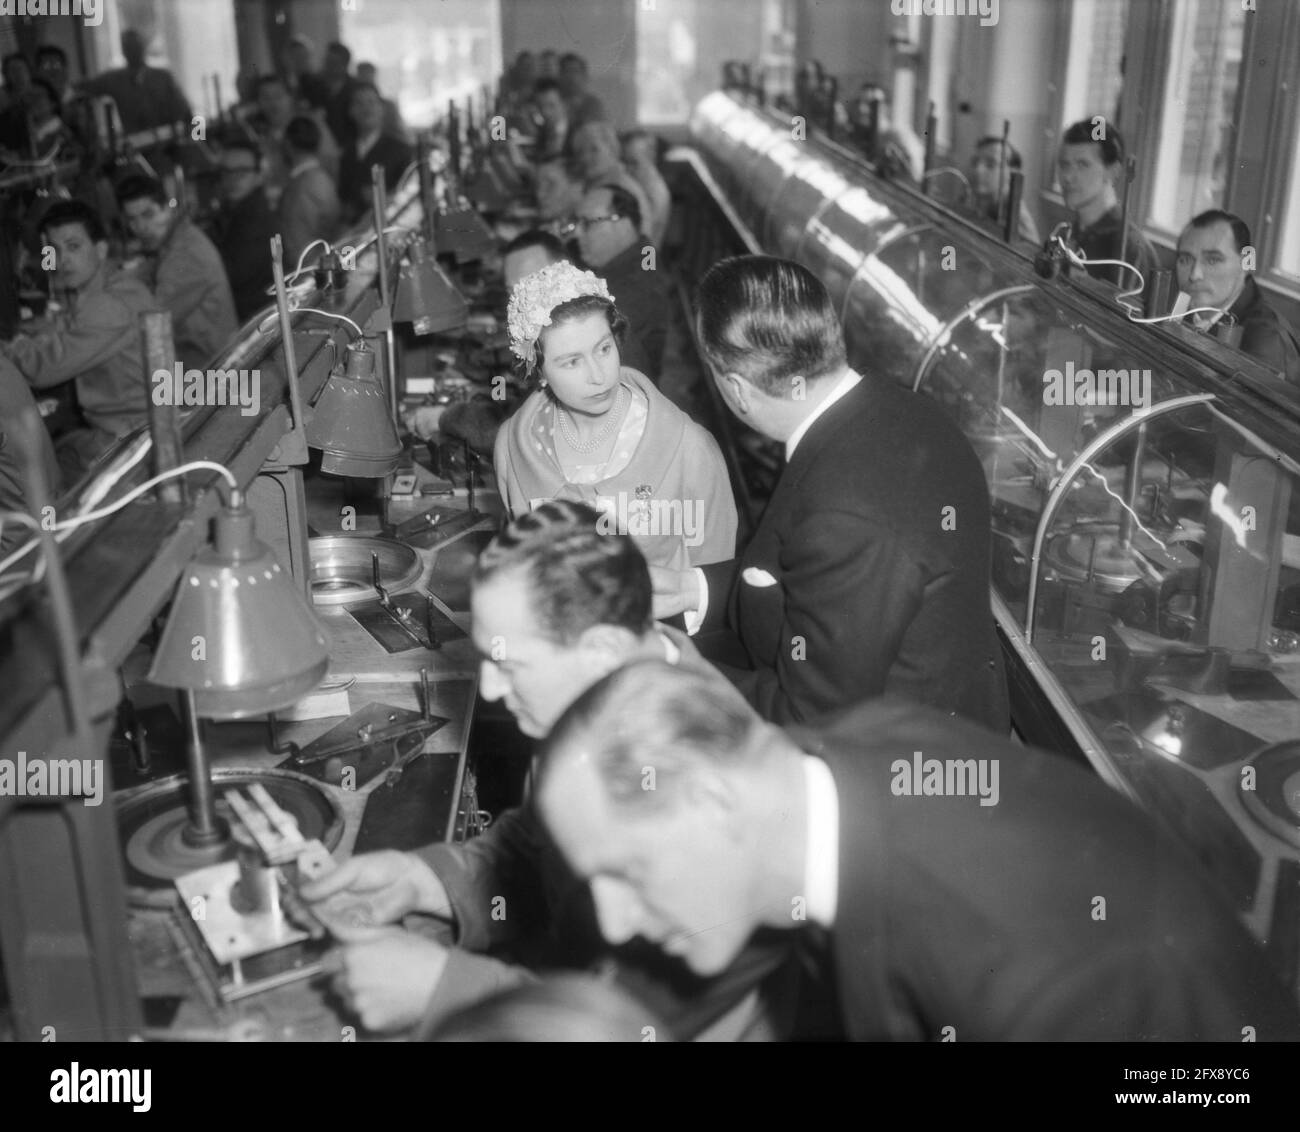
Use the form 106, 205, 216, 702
305, 342, 402, 478
433, 206, 497, 266
394, 243, 469, 335
148, 504, 330, 719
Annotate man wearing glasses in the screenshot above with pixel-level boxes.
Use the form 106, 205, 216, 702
209, 142, 278, 321
561, 184, 667, 381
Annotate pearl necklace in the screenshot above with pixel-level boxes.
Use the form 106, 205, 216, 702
557, 384, 627, 454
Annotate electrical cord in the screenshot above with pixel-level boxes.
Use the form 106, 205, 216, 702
0, 460, 238, 587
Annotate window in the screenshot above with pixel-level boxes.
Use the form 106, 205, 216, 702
1058, 0, 1129, 132
88, 0, 239, 121
340, 0, 500, 130
1147, 0, 1246, 235
636, 0, 787, 126
1273, 110, 1300, 278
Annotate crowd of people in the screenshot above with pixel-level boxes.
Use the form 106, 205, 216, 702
1, 28, 1299, 1042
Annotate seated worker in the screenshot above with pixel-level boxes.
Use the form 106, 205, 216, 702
116, 174, 237, 370
535, 156, 583, 224
569, 120, 652, 233
1057, 118, 1157, 287
652, 255, 1009, 730
278, 115, 343, 269
620, 129, 672, 249
1175, 208, 1300, 384
354, 62, 410, 144
302, 503, 788, 1039
538, 660, 1300, 1041
967, 135, 1039, 243
568, 184, 667, 379
209, 141, 277, 321
495, 261, 735, 573
503, 228, 569, 292
251, 74, 341, 202
337, 81, 414, 223
0, 200, 154, 481
531, 77, 571, 163
79, 28, 191, 137
558, 53, 606, 129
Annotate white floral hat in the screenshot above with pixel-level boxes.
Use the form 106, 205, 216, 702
506, 261, 612, 368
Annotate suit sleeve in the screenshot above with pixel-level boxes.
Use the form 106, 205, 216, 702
1, 294, 136, 389
417, 948, 538, 1036
737, 508, 925, 724
1240, 315, 1300, 380
412, 806, 551, 952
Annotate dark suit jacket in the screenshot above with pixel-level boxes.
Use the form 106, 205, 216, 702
600, 242, 667, 381
1075, 204, 1158, 289
798, 698, 1300, 1040
338, 133, 414, 221
701, 375, 1009, 731
1228, 275, 1300, 384
210, 189, 278, 321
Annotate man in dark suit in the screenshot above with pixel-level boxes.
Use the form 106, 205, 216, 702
571, 183, 665, 380
538, 660, 1300, 1041
653, 254, 1008, 731
1176, 208, 1300, 384
209, 141, 277, 321
337, 81, 413, 223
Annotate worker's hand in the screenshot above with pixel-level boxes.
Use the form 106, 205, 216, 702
323, 929, 449, 1034
402, 404, 446, 441
299, 850, 452, 931
649, 565, 701, 621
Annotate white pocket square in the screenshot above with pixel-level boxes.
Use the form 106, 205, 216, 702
742, 567, 779, 588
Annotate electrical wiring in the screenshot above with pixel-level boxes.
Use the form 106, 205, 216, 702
0, 460, 239, 586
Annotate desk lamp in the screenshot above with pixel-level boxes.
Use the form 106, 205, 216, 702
147, 486, 330, 845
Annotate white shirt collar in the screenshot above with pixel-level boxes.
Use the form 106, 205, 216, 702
356, 130, 382, 158
785, 368, 862, 461
801, 755, 838, 928
289, 156, 321, 178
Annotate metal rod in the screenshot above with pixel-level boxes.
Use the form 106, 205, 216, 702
180, 689, 225, 846
269, 235, 307, 431
370, 165, 400, 428
417, 134, 436, 244
1118, 154, 1136, 287
14, 408, 93, 746
1003, 169, 1024, 244
1118, 422, 1146, 551
922, 101, 937, 194
142, 310, 186, 504
998, 119, 1010, 231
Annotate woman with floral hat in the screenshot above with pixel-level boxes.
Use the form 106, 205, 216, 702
494, 261, 737, 574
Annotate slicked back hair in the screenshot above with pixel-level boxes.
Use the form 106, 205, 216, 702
695, 255, 847, 396
1060, 119, 1125, 167
1184, 209, 1252, 255
538, 659, 766, 812
41, 199, 107, 244
473, 500, 651, 644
